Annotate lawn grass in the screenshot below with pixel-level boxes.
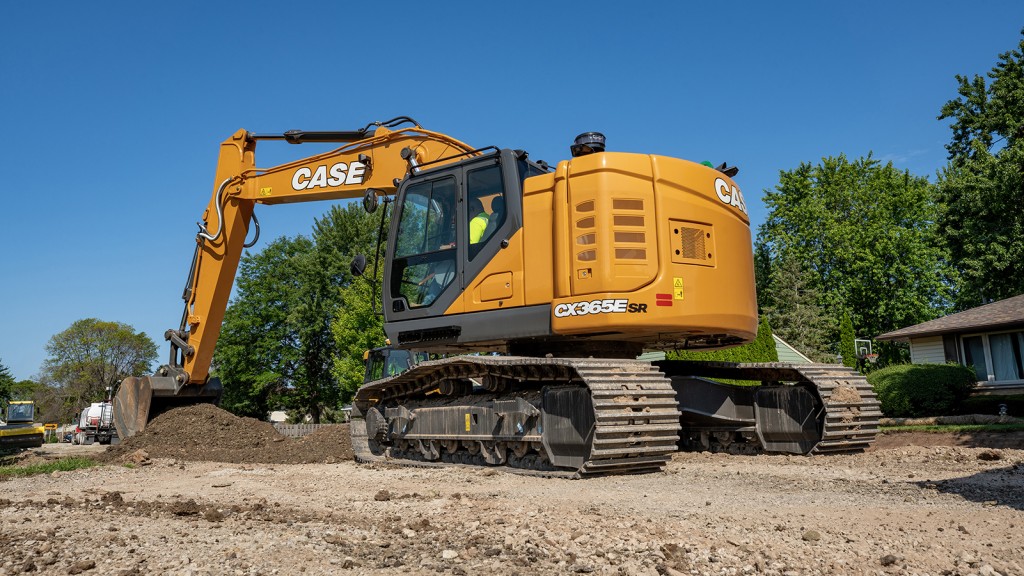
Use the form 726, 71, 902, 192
0, 457, 99, 479
881, 423, 1024, 434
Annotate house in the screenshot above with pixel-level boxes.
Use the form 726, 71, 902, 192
773, 335, 813, 364
876, 295, 1024, 392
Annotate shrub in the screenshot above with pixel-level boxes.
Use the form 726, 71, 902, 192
666, 319, 778, 385
867, 363, 976, 417
667, 318, 778, 364
957, 394, 1024, 417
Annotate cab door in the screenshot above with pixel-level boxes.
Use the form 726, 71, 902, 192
383, 151, 522, 347
385, 172, 462, 320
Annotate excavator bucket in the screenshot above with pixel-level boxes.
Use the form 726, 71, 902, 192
113, 376, 223, 439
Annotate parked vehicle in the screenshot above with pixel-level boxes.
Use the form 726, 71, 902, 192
73, 402, 119, 445
0, 401, 45, 452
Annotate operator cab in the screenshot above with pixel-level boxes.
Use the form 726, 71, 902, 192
5, 402, 35, 424
363, 347, 428, 383
382, 149, 546, 347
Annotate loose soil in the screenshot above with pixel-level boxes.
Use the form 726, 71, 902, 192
101, 404, 353, 465
2, 405, 1022, 576
873, 430, 1024, 451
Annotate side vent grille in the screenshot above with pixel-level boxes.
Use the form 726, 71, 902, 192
679, 227, 706, 260
612, 199, 646, 261
671, 220, 716, 267
569, 186, 657, 293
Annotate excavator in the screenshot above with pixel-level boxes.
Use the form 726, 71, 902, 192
113, 117, 879, 477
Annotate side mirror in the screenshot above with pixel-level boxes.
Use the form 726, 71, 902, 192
350, 254, 367, 277
362, 189, 380, 213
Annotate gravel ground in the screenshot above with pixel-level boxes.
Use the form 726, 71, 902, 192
1, 412, 1023, 576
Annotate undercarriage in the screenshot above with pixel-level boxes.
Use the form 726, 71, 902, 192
351, 357, 880, 477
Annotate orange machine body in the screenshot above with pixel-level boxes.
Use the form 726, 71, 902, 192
435, 152, 757, 351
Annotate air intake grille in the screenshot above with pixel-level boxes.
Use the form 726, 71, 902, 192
671, 220, 715, 267
679, 227, 706, 260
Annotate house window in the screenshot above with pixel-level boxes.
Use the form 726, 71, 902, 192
961, 331, 1024, 384
963, 336, 990, 381
990, 332, 1024, 381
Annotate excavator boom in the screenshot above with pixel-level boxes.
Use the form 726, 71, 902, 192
114, 118, 477, 438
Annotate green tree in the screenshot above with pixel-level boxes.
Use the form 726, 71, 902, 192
311, 202, 389, 405
756, 154, 951, 342
0, 358, 15, 404
292, 203, 383, 420
936, 29, 1024, 308
332, 277, 387, 401
11, 380, 44, 401
838, 311, 857, 368
214, 202, 384, 422
39, 319, 157, 424
759, 251, 835, 362
215, 235, 314, 419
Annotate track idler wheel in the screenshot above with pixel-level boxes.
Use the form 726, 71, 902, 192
364, 408, 389, 455
418, 440, 441, 461
479, 441, 507, 465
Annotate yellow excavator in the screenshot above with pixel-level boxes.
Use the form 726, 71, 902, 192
113, 117, 879, 477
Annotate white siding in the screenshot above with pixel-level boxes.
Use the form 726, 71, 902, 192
910, 336, 946, 364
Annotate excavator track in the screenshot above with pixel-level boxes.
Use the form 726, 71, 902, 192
351, 356, 681, 478
658, 361, 881, 454
795, 364, 882, 454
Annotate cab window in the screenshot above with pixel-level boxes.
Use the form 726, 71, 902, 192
367, 356, 385, 381
392, 177, 457, 308
466, 163, 506, 260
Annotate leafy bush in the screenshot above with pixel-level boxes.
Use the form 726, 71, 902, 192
957, 394, 1024, 417
666, 319, 778, 386
667, 318, 778, 363
867, 363, 976, 417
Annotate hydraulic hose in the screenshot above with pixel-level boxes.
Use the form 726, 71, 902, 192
197, 178, 233, 242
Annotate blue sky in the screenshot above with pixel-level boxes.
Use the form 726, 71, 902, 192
1, 2, 1021, 381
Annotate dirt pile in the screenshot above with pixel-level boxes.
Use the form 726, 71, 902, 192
102, 404, 353, 464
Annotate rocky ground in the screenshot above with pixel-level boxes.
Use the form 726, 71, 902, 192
1, 406, 1022, 576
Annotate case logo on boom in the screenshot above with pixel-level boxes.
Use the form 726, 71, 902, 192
292, 161, 367, 190
714, 177, 747, 215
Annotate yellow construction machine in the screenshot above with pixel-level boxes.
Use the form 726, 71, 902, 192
0, 400, 45, 452
114, 117, 879, 477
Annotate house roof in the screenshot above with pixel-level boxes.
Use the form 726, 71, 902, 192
876, 294, 1024, 342
772, 335, 813, 363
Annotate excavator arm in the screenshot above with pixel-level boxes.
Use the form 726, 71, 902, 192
114, 118, 477, 438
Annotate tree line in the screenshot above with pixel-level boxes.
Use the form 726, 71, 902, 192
1, 320, 156, 425
1, 204, 382, 425
7, 31, 1021, 424
757, 30, 1024, 364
